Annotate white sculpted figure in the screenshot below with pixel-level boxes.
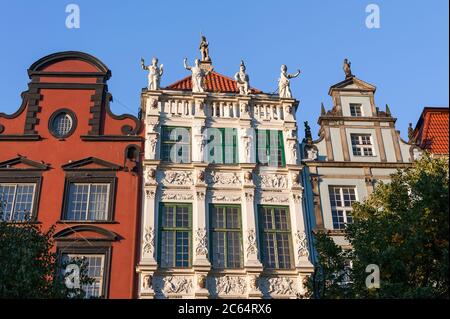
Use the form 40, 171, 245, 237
141, 57, 163, 90
199, 35, 211, 62
278, 65, 300, 98
234, 60, 250, 95
184, 58, 211, 93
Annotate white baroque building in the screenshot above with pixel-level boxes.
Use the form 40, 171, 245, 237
301, 64, 421, 253
136, 46, 313, 299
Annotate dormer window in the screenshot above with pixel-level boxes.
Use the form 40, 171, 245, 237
349, 104, 363, 117
351, 134, 374, 156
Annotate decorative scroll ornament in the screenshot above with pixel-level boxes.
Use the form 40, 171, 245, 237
195, 228, 208, 256
295, 231, 310, 259
210, 172, 241, 186
262, 195, 289, 204
246, 230, 258, 257
215, 276, 246, 295
268, 277, 296, 295
211, 194, 241, 202
164, 171, 193, 185
143, 226, 155, 255
261, 174, 287, 188
162, 276, 193, 294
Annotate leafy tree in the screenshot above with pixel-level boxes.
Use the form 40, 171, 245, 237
309, 154, 449, 299
0, 222, 93, 298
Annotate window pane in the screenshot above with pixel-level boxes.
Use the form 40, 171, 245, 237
63, 254, 104, 299
66, 183, 109, 221
276, 233, 291, 269
176, 206, 189, 228
329, 187, 357, 230
227, 232, 242, 268
161, 127, 191, 163
88, 184, 109, 220
176, 231, 189, 267
0, 184, 36, 221
161, 231, 175, 267
212, 232, 226, 268
263, 233, 276, 268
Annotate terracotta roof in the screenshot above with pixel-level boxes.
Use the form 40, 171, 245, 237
165, 71, 263, 94
414, 107, 449, 155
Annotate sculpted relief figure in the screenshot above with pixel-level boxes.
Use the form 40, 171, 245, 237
184, 58, 211, 93
141, 57, 163, 90
234, 60, 250, 95
199, 35, 211, 62
278, 65, 301, 98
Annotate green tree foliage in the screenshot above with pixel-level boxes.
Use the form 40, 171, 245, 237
309, 154, 449, 299
0, 222, 93, 298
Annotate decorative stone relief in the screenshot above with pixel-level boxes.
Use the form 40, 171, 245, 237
143, 226, 155, 255
291, 173, 299, 186
142, 274, 153, 290
246, 230, 258, 257
245, 192, 254, 202
145, 168, 156, 185
248, 275, 259, 292
197, 274, 207, 290
261, 174, 287, 188
211, 194, 241, 202
292, 194, 302, 203
197, 170, 205, 183
161, 192, 194, 201
209, 172, 241, 186
262, 195, 289, 204
295, 230, 310, 260
149, 137, 158, 158
145, 189, 156, 199
163, 171, 193, 186
244, 171, 253, 183
215, 276, 247, 295
162, 276, 193, 294
196, 191, 205, 200
267, 277, 296, 295
195, 228, 208, 256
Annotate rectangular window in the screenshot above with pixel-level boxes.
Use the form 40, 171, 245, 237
64, 183, 110, 221
161, 126, 191, 163
0, 183, 36, 221
206, 128, 238, 164
210, 204, 242, 268
256, 130, 285, 167
329, 186, 357, 230
159, 203, 192, 268
62, 254, 105, 298
349, 104, 363, 117
351, 134, 374, 156
258, 206, 293, 269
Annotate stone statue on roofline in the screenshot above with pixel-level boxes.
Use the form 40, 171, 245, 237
343, 58, 353, 78
199, 35, 211, 62
278, 65, 301, 98
234, 60, 250, 95
184, 58, 212, 93
141, 57, 163, 90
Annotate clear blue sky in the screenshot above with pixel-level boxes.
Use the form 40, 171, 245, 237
0, 0, 448, 139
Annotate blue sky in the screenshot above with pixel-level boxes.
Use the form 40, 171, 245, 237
0, 0, 448, 139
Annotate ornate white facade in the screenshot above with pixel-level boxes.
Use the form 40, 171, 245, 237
136, 47, 313, 299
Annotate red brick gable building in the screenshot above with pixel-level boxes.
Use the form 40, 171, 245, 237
0, 51, 143, 298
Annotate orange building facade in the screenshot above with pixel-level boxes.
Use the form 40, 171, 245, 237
0, 52, 143, 298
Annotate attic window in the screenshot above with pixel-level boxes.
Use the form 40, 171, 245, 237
349, 104, 363, 117
49, 109, 77, 138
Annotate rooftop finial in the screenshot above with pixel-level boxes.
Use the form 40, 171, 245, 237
343, 58, 354, 79
304, 121, 312, 141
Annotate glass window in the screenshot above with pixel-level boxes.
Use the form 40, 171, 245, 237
256, 130, 285, 167
349, 104, 363, 117
351, 134, 374, 156
0, 183, 36, 221
62, 254, 105, 298
160, 203, 191, 268
259, 206, 293, 269
51, 112, 73, 138
329, 186, 357, 230
65, 183, 110, 221
161, 126, 191, 163
206, 128, 238, 164
210, 205, 242, 268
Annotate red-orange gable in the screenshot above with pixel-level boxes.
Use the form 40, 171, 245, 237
415, 107, 449, 155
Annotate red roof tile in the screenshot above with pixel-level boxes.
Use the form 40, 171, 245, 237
414, 107, 449, 155
165, 71, 263, 94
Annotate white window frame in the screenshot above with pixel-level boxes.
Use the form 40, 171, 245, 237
0, 183, 36, 221
329, 186, 357, 230
350, 134, 375, 157
349, 103, 363, 117
65, 183, 110, 221
64, 254, 105, 298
